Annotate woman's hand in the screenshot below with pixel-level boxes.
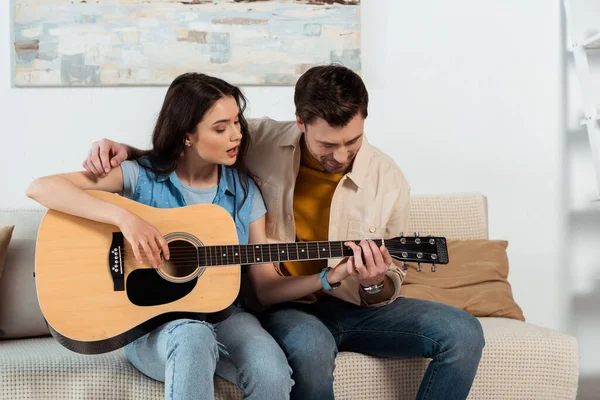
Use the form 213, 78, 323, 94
118, 212, 170, 269
326, 258, 351, 285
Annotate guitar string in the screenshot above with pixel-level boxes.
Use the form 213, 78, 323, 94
133, 248, 440, 259
133, 242, 440, 255
123, 251, 441, 267
129, 239, 438, 252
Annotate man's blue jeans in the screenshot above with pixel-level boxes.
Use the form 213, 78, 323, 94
259, 296, 485, 400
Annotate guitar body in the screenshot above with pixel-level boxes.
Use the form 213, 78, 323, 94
35, 190, 240, 354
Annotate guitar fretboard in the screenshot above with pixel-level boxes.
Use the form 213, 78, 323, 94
197, 240, 384, 266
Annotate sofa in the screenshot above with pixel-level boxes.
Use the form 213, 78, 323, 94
0, 193, 579, 399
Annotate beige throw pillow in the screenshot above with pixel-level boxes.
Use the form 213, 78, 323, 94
400, 239, 525, 321
0, 225, 14, 279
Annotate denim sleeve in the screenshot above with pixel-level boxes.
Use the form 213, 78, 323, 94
249, 181, 267, 223
120, 160, 140, 200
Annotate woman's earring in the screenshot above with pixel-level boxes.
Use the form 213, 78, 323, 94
185, 142, 192, 147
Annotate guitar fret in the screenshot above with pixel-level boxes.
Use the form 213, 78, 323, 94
227, 245, 234, 265
263, 244, 272, 263
197, 246, 204, 267
317, 242, 330, 259
298, 242, 308, 260
269, 244, 279, 263
308, 242, 317, 260
232, 245, 239, 264
255, 245, 262, 263
240, 245, 248, 264
279, 243, 289, 262
328, 241, 340, 258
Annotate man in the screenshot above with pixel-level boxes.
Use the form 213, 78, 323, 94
83, 65, 485, 400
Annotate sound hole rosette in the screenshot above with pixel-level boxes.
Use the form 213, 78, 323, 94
157, 232, 205, 283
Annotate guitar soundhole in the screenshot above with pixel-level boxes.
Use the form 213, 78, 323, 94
162, 240, 199, 280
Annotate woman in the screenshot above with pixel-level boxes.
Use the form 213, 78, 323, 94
26, 73, 293, 400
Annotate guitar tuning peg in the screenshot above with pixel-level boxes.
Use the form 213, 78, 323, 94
417, 263, 422, 272
401, 262, 409, 271
431, 264, 437, 272
414, 232, 420, 237
399, 232, 404, 237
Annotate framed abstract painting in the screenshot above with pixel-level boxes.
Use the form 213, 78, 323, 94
13, 0, 361, 87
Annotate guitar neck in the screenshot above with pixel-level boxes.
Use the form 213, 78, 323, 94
197, 239, 379, 267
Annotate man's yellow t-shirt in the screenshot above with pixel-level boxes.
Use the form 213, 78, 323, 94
280, 137, 345, 277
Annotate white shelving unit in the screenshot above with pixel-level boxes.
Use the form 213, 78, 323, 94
564, 0, 600, 200
563, 2, 600, 390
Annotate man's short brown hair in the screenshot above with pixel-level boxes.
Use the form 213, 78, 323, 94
294, 65, 368, 127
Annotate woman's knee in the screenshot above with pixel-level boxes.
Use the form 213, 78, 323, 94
243, 351, 293, 397
167, 319, 218, 358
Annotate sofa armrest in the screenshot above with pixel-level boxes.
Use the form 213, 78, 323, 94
470, 317, 579, 399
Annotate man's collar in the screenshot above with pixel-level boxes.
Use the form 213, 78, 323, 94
277, 124, 303, 147
344, 137, 372, 190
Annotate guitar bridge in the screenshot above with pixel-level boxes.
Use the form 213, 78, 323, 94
109, 232, 125, 291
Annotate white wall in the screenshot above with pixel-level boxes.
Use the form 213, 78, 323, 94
2, 1, 566, 332
363, 0, 565, 333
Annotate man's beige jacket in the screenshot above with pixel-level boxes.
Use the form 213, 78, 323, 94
246, 118, 411, 307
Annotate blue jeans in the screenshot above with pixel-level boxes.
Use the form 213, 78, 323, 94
125, 309, 293, 400
259, 297, 485, 400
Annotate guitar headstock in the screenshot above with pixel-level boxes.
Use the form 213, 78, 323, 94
385, 232, 448, 272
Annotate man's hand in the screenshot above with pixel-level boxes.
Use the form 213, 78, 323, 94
346, 240, 393, 287
83, 139, 129, 177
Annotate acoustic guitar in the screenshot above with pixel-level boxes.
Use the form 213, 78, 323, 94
34, 190, 448, 354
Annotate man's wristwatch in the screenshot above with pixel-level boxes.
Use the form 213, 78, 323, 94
360, 280, 385, 295
320, 267, 341, 291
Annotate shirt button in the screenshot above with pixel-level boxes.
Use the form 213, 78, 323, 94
287, 215, 292, 220
369, 226, 376, 233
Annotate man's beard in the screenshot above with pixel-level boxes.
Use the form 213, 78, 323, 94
320, 155, 354, 173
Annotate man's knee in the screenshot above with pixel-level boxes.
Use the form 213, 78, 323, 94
263, 309, 337, 373
284, 319, 336, 360
446, 308, 485, 356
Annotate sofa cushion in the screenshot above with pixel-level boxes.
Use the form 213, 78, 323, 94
0, 318, 579, 400
400, 239, 525, 321
0, 238, 50, 339
0, 225, 14, 279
